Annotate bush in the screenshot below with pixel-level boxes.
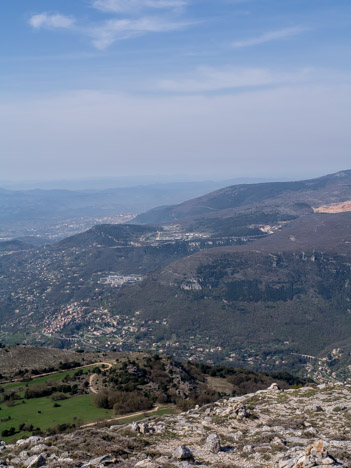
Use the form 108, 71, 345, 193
93, 390, 153, 414
51, 393, 68, 401
1, 427, 15, 437
25, 384, 54, 399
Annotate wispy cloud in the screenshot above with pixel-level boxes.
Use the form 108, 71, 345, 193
28, 1, 191, 49
92, 0, 187, 14
91, 16, 191, 49
232, 26, 307, 49
29, 13, 75, 30
156, 66, 312, 93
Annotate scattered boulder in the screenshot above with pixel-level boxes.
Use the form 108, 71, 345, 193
271, 436, 287, 449
205, 433, 221, 454
153, 424, 167, 434
276, 441, 343, 467
19, 450, 30, 460
134, 459, 159, 467
232, 402, 251, 419
173, 445, 194, 461
23, 454, 46, 468
82, 455, 114, 467
130, 422, 154, 435
26, 437, 44, 447
29, 444, 48, 455
268, 383, 281, 392
304, 440, 341, 466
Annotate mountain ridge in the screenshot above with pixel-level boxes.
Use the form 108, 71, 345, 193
133, 169, 351, 227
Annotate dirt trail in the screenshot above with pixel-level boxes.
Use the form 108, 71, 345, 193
88, 362, 112, 394
2, 361, 114, 386
81, 406, 161, 428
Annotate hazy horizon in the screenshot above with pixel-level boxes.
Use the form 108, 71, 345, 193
1, 169, 348, 191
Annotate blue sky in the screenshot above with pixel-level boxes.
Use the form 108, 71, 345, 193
1, 0, 351, 181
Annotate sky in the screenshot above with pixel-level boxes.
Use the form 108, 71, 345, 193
1, 0, 351, 182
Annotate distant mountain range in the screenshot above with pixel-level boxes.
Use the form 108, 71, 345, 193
1, 170, 351, 380
0, 179, 257, 240
133, 170, 351, 230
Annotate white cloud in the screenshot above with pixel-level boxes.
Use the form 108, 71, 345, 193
28, 3, 191, 49
29, 13, 75, 30
92, 0, 187, 14
156, 66, 312, 93
232, 26, 307, 49
91, 16, 191, 49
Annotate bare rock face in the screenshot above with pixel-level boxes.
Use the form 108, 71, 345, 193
205, 433, 221, 454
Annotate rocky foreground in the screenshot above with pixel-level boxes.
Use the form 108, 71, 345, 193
1, 383, 351, 467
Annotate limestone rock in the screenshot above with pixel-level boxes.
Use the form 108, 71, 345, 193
82, 455, 114, 467
276, 441, 343, 467
135, 459, 159, 467
23, 454, 46, 468
205, 433, 221, 453
131, 422, 154, 435
173, 445, 194, 461
271, 436, 287, 449
268, 383, 281, 392
232, 402, 251, 419
29, 444, 48, 455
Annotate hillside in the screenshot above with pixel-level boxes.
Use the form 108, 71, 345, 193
133, 170, 351, 234
0, 346, 308, 447
0, 180, 236, 240
1, 382, 350, 467
107, 212, 351, 377
1, 172, 351, 379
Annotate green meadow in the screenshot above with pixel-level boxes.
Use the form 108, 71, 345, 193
0, 394, 113, 442
0, 367, 112, 442
0, 367, 176, 443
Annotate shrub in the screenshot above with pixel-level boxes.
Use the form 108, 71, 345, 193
51, 393, 68, 401
93, 390, 153, 414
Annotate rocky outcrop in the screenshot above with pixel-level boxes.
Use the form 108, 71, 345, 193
1, 383, 351, 467
276, 441, 343, 467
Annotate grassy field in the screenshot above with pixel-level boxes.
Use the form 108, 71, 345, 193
3, 365, 96, 392
0, 394, 113, 442
0, 366, 177, 443
0, 366, 112, 442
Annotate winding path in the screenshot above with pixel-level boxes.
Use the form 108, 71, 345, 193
88, 362, 113, 394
